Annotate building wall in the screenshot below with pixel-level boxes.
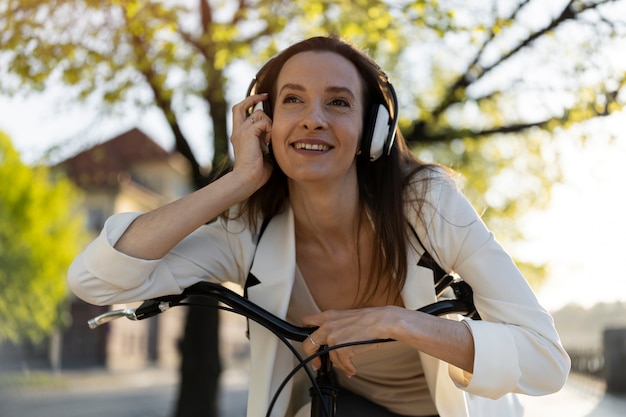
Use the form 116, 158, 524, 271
105, 302, 150, 371
61, 138, 193, 371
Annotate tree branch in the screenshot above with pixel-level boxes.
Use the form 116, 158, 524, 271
407, 92, 620, 144
428, 0, 621, 123
129, 32, 205, 187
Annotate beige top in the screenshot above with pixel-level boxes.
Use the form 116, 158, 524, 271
287, 267, 438, 416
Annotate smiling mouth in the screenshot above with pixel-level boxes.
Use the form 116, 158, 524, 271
293, 143, 330, 151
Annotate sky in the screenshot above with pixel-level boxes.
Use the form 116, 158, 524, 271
513, 118, 626, 311
0, 84, 216, 166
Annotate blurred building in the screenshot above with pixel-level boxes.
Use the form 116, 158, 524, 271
57, 128, 193, 370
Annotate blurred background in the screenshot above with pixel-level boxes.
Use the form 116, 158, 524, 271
1, 1, 626, 416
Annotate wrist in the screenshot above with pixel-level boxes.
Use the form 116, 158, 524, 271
381, 306, 411, 340
220, 170, 262, 200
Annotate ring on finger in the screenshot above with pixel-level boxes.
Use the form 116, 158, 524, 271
309, 334, 321, 348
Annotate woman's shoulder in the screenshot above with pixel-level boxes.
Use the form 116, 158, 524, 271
405, 164, 462, 199
404, 163, 480, 229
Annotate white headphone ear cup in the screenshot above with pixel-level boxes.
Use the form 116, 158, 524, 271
369, 104, 390, 161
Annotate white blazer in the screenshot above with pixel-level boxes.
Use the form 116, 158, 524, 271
68, 175, 570, 417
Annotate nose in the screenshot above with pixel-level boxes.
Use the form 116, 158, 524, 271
301, 102, 328, 130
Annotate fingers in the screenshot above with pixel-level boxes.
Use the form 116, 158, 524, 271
301, 310, 382, 378
228, 94, 274, 189
247, 112, 272, 153
302, 328, 364, 377
302, 332, 323, 371
232, 93, 268, 125
232, 94, 271, 152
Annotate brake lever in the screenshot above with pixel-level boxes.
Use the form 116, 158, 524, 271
88, 297, 179, 329
88, 307, 138, 329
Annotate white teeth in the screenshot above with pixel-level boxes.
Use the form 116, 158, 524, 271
294, 143, 329, 151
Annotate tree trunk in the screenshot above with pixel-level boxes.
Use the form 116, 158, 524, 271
170, 122, 223, 416
174, 303, 221, 417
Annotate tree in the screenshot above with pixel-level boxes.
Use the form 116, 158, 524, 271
0, 131, 86, 344
395, 0, 626, 284
2, 0, 626, 413
396, 0, 625, 223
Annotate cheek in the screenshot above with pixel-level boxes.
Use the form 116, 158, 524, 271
268, 123, 289, 165
268, 119, 287, 153
347, 119, 364, 150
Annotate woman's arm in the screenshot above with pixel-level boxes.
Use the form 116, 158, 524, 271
113, 170, 257, 259
68, 94, 273, 305
412, 173, 570, 397
114, 94, 272, 260
301, 306, 474, 377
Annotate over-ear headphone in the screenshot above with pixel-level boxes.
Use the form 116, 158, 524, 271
246, 75, 398, 162
361, 81, 398, 161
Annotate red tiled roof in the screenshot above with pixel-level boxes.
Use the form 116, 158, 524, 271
57, 128, 172, 188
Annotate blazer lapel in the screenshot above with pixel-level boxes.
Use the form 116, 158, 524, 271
401, 245, 438, 310
247, 205, 296, 316
246, 206, 297, 417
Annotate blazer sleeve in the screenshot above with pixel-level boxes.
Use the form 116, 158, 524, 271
67, 212, 255, 306
407, 171, 570, 399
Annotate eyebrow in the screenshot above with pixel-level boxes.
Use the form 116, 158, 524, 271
278, 83, 357, 99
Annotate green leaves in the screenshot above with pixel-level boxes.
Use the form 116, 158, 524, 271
0, 132, 87, 343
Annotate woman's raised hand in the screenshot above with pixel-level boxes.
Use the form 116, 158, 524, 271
230, 94, 274, 192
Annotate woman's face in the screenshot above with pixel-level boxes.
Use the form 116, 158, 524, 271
270, 51, 364, 185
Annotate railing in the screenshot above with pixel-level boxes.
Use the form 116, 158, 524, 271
567, 347, 605, 380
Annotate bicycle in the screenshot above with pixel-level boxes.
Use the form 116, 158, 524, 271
88, 277, 479, 417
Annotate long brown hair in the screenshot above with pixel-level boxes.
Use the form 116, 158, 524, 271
229, 35, 439, 306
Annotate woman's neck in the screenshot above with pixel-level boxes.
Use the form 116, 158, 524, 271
288, 178, 361, 247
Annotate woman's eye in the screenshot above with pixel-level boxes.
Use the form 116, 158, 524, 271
330, 98, 350, 107
283, 95, 301, 104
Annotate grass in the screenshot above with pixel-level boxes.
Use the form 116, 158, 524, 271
0, 371, 67, 389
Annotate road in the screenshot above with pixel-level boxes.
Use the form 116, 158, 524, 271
0, 367, 247, 417
517, 373, 626, 417
1, 368, 624, 417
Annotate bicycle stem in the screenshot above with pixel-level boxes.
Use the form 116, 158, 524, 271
309, 350, 337, 417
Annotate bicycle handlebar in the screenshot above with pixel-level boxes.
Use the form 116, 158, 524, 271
88, 280, 479, 336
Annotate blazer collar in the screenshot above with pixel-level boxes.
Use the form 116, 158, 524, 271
247, 205, 437, 313
401, 240, 438, 310
247, 205, 296, 318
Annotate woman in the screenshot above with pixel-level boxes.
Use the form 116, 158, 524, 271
68, 36, 570, 417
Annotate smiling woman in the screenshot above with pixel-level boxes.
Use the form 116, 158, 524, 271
66, 35, 569, 417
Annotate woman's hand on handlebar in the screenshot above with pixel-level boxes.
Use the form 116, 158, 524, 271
301, 306, 401, 378
302, 304, 475, 376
